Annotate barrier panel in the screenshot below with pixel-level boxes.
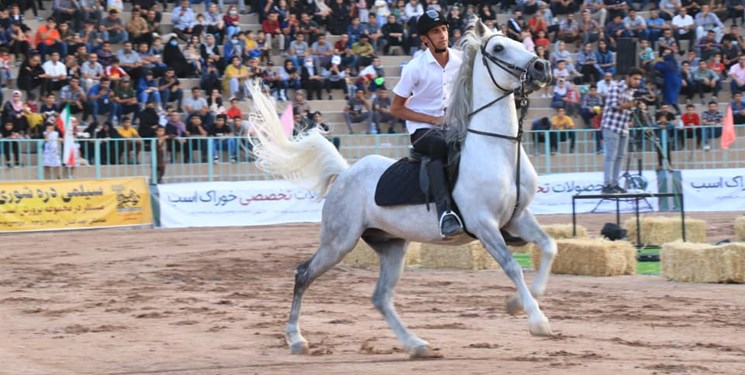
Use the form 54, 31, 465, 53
157, 180, 323, 228
0, 177, 153, 232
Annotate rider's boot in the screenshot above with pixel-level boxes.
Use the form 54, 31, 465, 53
427, 160, 463, 238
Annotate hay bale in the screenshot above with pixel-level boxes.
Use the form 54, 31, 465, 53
419, 241, 500, 270
343, 241, 421, 268
532, 238, 637, 276
661, 241, 745, 283
735, 217, 745, 241
509, 224, 588, 254
624, 217, 706, 246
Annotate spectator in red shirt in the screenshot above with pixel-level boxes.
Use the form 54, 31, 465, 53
680, 103, 702, 150
225, 97, 243, 120
262, 12, 285, 52
35, 17, 63, 62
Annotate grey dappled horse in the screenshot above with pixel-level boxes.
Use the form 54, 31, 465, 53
248, 20, 556, 358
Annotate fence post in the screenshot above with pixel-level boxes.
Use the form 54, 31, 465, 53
207, 137, 214, 182
36, 140, 44, 180
94, 140, 102, 179
151, 138, 158, 184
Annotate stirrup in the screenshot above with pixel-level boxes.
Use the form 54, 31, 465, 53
439, 211, 464, 238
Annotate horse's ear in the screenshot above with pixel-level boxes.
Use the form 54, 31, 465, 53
475, 19, 487, 37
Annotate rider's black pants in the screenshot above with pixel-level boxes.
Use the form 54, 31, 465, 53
410, 128, 447, 162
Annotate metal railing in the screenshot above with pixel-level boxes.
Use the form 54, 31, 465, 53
1, 125, 742, 183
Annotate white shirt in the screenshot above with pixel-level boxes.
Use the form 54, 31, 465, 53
672, 14, 695, 35
42, 60, 67, 81
597, 79, 613, 97
393, 48, 464, 134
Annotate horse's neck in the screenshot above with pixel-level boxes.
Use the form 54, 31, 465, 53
466, 65, 519, 143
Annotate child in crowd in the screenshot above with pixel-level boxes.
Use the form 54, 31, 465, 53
155, 125, 167, 184
0, 47, 12, 88
42, 122, 62, 179
184, 44, 202, 73
709, 53, 726, 78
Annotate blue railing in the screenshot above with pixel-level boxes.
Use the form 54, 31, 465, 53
1, 125, 742, 183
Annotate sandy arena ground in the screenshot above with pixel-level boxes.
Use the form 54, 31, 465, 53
1, 212, 744, 375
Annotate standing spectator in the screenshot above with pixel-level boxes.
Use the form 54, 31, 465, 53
680, 103, 703, 149
694, 60, 722, 102
549, 107, 576, 154
185, 115, 209, 163
654, 103, 678, 158
344, 88, 372, 134
209, 114, 237, 163
101, 9, 128, 45
117, 116, 143, 163
600, 67, 643, 194
88, 77, 115, 125
372, 88, 400, 133
154, 125, 167, 183
172, 0, 196, 41
43, 122, 62, 179
59, 76, 86, 116
655, 49, 683, 114
700, 101, 723, 151
0, 121, 23, 167
165, 111, 190, 162
112, 78, 139, 120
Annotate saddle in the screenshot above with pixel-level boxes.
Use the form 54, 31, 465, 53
374, 145, 462, 207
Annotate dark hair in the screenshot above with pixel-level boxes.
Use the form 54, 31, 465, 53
122, 116, 131, 122
686, 104, 695, 109
627, 67, 645, 77
708, 101, 718, 106
216, 114, 227, 121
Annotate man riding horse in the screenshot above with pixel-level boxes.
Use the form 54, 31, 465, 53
391, 11, 525, 244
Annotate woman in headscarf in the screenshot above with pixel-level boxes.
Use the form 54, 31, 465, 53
200, 33, 224, 72
655, 48, 683, 115
2, 91, 29, 132
163, 36, 194, 78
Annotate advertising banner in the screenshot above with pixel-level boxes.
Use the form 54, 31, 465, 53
0, 178, 153, 232
680, 168, 745, 212
158, 181, 323, 228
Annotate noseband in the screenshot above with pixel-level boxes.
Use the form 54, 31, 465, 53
466, 33, 538, 220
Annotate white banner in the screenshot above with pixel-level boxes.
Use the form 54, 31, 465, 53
532, 171, 659, 215
680, 168, 745, 212
158, 181, 323, 228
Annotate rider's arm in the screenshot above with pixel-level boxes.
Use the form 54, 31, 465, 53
390, 94, 443, 126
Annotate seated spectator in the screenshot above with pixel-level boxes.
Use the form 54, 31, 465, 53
549, 107, 576, 154
17, 54, 45, 98
278, 59, 301, 102
35, 18, 64, 61
381, 14, 404, 55
594, 39, 615, 75
225, 97, 242, 120
720, 38, 740, 70
137, 70, 161, 107
371, 88, 399, 133
550, 78, 579, 116
654, 103, 677, 163
731, 91, 745, 124
344, 88, 372, 134
352, 34, 376, 71
672, 7, 697, 51
42, 51, 68, 95
59, 76, 86, 116
291, 90, 311, 118
580, 84, 604, 128
81, 53, 104, 92
164, 36, 195, 78
638, 39, 656, 71
576, 43, 602, 83
311, 34, 334, 67
101, 9, 127, 45
159, 68, 184, 112
637, 81, 660, 108
695, 4, 724, 42
223, 56, 250, 100
558, 13, 580, 43
171, 0, 196, 41
700, 100, 723, 151
728, 55, 745, 94
117, 41, 144, 82
288, 33, 310, 70
334, 33, 359, 73
605, 14, 625, 48
623, 9, 648, 40
356, 56, 385, 95
184, 87, 211, 126
300, 56, 324, 100
680, 103, 703, 149
117, 116, 143, 164
697, 30, 722, 61
127, 7, 152, 46
204, 3, 225, 44
323, 56, 350, 100
659, 0, 678, 21
298, 12, 321, 44
88, 77, 115, 125
646, 9, 668, 43
693, 60, 721, 102
112, 78, 140, 120
209, 114, 237, 163
709, 53, 726, 77
262, 12, 285, 52
200, 34, 224, 72
658, 28, 680, 55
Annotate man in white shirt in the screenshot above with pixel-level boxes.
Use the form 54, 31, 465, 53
391, 10, 463, 237
41, 51, 68, 95
672, 7, 696, 49
597, 72, 614, 97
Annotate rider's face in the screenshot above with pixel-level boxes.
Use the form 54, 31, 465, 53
423, 24, 448, 51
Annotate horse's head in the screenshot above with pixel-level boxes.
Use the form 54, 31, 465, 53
473, 20, 551, 94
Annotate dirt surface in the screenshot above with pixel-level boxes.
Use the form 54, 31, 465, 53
1, 212, 744, 375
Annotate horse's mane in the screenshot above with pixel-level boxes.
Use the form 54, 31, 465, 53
446, 28, 500, 145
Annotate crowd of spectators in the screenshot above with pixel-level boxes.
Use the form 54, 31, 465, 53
1, 0, 743, 172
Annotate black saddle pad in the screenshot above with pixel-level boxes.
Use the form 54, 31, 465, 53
375, 158, 433, 206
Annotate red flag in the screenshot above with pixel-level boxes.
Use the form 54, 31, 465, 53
279, 103, 294, 138
721, 105, 736, 150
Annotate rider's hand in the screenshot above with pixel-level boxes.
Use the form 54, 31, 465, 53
431, 116, 445, 126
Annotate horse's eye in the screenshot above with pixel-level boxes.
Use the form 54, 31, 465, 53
493, 44, 504, 53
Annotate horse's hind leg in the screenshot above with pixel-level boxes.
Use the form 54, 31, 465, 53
286, 222, 363, 355
366, 237, 440, 358
503, 208, 557, 314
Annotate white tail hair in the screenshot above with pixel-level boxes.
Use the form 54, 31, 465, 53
247, 83, 349, 198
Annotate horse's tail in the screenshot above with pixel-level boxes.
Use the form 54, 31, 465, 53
247, 83, 349, 199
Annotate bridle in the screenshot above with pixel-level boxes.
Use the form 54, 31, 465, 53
466, 33, 539, 219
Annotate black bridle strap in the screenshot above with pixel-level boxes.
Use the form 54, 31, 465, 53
468, 90, 514, 119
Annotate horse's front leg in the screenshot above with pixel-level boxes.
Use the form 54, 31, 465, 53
474, 218, 552, 336
505, 208, 557, 299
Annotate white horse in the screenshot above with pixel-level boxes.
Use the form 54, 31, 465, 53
248, 20, 557, 358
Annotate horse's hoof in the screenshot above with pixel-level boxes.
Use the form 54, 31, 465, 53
529, 321, 553, 337
409, 345, 444, 359
289, 341, 310, 355
505, 294, 524, 316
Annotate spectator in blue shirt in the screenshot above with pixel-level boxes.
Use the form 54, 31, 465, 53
137, 70, 162, 106
88, 77, 115, 125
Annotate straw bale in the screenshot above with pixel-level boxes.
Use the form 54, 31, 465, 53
735, 217, 745, 241
419, 241, 500, 270
343, 241, 421, 268
532, 238, 636, 276
509, 224, 588, 254
661, 241, 745, 283
624, 217, 706, 246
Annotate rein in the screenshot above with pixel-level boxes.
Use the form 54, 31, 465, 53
466, 34, 534, 219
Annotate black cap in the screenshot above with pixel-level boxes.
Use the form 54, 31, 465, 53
417, 10, 448, 36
